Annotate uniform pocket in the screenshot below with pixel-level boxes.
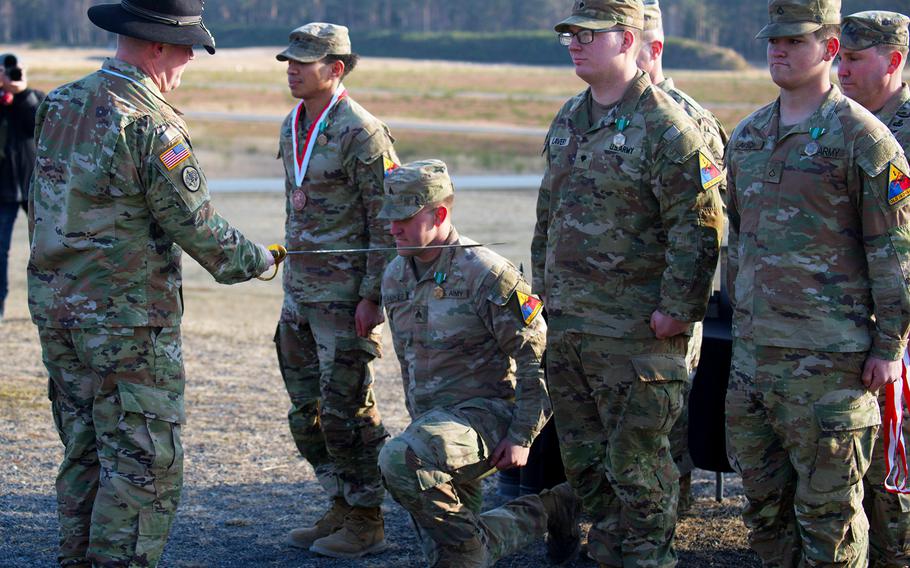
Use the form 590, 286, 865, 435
628, 353, 688, 433
810, 398, 880, 494
118, 382, 185, 473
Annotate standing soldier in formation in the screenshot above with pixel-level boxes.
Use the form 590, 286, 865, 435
724, 0, 910, 565
533, 0, 723, 565
27, 1, 279, 566
635, 0, 730, 513
377, 160, 579, 567
837, 11, 910, 566
273, 22, 398, 559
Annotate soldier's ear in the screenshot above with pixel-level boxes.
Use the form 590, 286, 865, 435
888, 50, 904, 75
822, 36, 840, 61
434, 205, 448, 227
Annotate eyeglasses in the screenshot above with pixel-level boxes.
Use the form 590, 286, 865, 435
557, 28, 623, 46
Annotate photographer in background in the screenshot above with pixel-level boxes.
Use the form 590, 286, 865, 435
0, 54, 43, 321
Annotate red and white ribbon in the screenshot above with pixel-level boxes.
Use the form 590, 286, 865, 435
884, 350, 910, 494
291, 83, 347, 187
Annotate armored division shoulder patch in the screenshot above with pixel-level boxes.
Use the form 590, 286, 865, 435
699, 152, 723, 191
515, 291, 543, 325
159, 140, 192, 171
383, 155, 399, 177
889, 162, 910, 205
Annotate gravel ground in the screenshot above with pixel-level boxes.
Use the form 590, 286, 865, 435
0, 191, 759, 567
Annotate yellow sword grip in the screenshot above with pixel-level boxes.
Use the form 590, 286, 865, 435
256, 244, 287, 282
268, 244, 288, 264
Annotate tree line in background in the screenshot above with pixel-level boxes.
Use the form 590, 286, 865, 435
2, 0, 910, 62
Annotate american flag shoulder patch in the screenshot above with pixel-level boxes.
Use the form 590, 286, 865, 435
159, 140, 192, 171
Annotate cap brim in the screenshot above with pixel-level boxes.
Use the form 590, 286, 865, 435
555, 15, 621, 33
377, 202, 423, 221
275, 48, 325, 63
88, 4, 216, 54
755, 21, 823, 39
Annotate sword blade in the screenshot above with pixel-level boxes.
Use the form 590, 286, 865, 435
283, 242, 506, 255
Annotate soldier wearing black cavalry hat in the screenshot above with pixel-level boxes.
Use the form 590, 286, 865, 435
28, 1, 281, 566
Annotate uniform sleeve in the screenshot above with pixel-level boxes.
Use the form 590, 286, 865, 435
348, 129, 398, 303
724, 144, 741, 302
135, 117, 269, 284
653, 125, 724, 321
855, 132, 910, 360
531, 127, 555, 295
381, 264, 415, 417
479, 266, 550, 447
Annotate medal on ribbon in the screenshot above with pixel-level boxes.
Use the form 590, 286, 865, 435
614, 116, 629, 147
805, 127, 825, 157
433, 271, 447, 299
291, 83, 347, 188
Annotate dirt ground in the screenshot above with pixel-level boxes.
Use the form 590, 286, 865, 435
0, 190, 758, 567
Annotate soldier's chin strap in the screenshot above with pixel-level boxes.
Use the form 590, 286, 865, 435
254, 242, 507, 282
884, 351, 910, 494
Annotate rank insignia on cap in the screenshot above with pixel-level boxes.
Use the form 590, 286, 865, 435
888, 163, 910, 205
160, 140, 192, 171
516, 291, 543, 325
699, 152, 723, 191
383, 156, 400, 177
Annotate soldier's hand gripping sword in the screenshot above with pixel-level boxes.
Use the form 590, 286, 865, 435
256, 242, 506, 281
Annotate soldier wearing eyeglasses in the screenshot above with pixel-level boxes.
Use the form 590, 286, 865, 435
533, 0, 723, 566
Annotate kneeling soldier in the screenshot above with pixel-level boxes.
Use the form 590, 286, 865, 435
377, 160, 580, 567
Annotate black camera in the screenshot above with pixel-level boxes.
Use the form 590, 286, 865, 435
2, 54, 22, 82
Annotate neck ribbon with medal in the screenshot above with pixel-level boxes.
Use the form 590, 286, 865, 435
433, 271, 447, 299
290, 83, 347, 211
804, 126, 825, 157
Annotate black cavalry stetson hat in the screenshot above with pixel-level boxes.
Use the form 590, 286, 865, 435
88, 0, 216, 54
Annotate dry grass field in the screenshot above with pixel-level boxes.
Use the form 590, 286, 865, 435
0, 47, 764, 566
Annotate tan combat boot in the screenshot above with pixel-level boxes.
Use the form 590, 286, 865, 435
286, 497, 351, 549
541, 482, 581, 565
433, 537, 489, 568
309, 506, 388, 559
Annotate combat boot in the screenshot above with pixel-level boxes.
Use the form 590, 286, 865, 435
678, 472, 692, 516
540, 481, 581, 565
309, 506, 388, 559
286, 497, 351, 549
433, 537, 489, 568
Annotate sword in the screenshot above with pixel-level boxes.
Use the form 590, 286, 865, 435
256, 242, 508, 281
283, 242, 507, 255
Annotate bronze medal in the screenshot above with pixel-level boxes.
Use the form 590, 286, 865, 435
292, 189, 307, 211
317, 133, 328, 146
805, 142, 819, 157
433, 286, 445, 299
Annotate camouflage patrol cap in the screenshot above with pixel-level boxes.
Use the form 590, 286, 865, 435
643, 0, 662, 32
555, 0, 645, 33
841, 11, 910, 51
756, 0, 841, 39
379, 160, 454, 221
276, 22, 351, 64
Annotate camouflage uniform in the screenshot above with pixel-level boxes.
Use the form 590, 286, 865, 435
274, 25, 398, 510
533, 34, 723, 565
643, 1, 731, 483
725, 75, 910, 564
28, 58, 270, 567
841, 11, 910, 566
377, 161, 552, 567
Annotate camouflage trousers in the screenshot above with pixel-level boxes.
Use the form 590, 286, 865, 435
864, 391, 910, 567
39, 326, 185, 568
725, 341, 879, 567
670, 328, 703, 480
378, 398, 549, 566
275, 301, 387, 508
547, 331, 690, 568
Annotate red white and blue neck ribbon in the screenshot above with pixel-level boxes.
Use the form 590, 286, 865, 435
885, 350, 910, 494
291, 82, 347, 187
